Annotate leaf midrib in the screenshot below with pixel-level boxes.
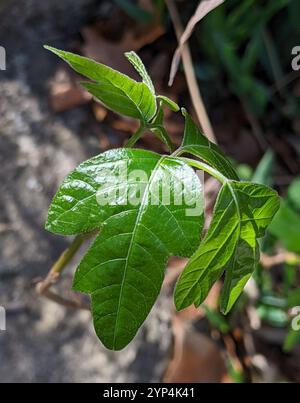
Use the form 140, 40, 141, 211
72, 59, 154, 122
112, 155, 167, 349
179, 144, 239, 179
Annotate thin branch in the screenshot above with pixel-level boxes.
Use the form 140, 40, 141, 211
36, 234, 87, 295
263, 27, 285, 99
36, 231, 97, 310
241, 97, 268, 151
124, 125, 145, 148
165, 0, 217, 144
41, 289, 90, 310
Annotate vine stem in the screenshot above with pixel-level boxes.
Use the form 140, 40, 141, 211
36, 231, 96, 309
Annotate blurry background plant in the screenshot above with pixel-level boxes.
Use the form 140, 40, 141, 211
1, 0, 300, 383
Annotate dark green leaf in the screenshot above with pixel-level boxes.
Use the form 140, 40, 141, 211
288, 177, 300, 210
46, 148, 204, 350
113, 0, 152, 22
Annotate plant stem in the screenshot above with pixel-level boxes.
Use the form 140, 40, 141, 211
125, 125, 145, 148
51, 234, 86, 275
179, 156, 227, 184
149, 124, 175, 153
37, 231, 96, 295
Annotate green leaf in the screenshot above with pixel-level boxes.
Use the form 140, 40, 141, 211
252, 150, 274, 186
125, 51, 155, 94
44, 46, 156, 123
113, 0, 152, 22
288, 289, 300, 308
176, 110, 239, 180
46, 148, 204, 350
257, 304, 288, 327
221, 239, 259, 314
284, 327, 300, 352
288, 177, 300, 211
268, 200, 300, 253
174, 180, 279, 312
157, 95, 180, 112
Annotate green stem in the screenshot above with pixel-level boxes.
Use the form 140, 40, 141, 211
178, 156, 228, 184
37, 233, 89, 294
51, 234, 86, 275
47, 230, 98, 278
125, 125, 145, 148
149, 125, 175, 153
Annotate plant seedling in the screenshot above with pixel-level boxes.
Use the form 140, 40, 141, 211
44, 46, 280, 350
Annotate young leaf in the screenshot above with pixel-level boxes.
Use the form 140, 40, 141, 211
125, 51, 155, 94
46, 148, 204, 350
176, 110, 239, 180
157, 95, 180, 112
44, 46, 156, 123
174, 181, 279, 312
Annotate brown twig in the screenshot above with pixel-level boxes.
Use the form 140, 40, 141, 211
40, 288, 90, 310
269, 70, 300, 96
165, 0, 217, 143
169, 0, 225, 85
163, 315, 186, 382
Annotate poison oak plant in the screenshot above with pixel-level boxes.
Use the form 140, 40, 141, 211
44, 46, 280, 350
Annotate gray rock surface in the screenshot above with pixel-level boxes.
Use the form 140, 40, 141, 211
0, 0, 172, 382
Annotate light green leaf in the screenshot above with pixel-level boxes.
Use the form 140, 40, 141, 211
176, 110, 239, 180
252, 149, 274, 186
46, 148, 204, 350
44, 46, 156, 122
268, 200, 300, 253
125, 51, 155, 94
157, 95, 180, 112
174, 181, 279, 312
